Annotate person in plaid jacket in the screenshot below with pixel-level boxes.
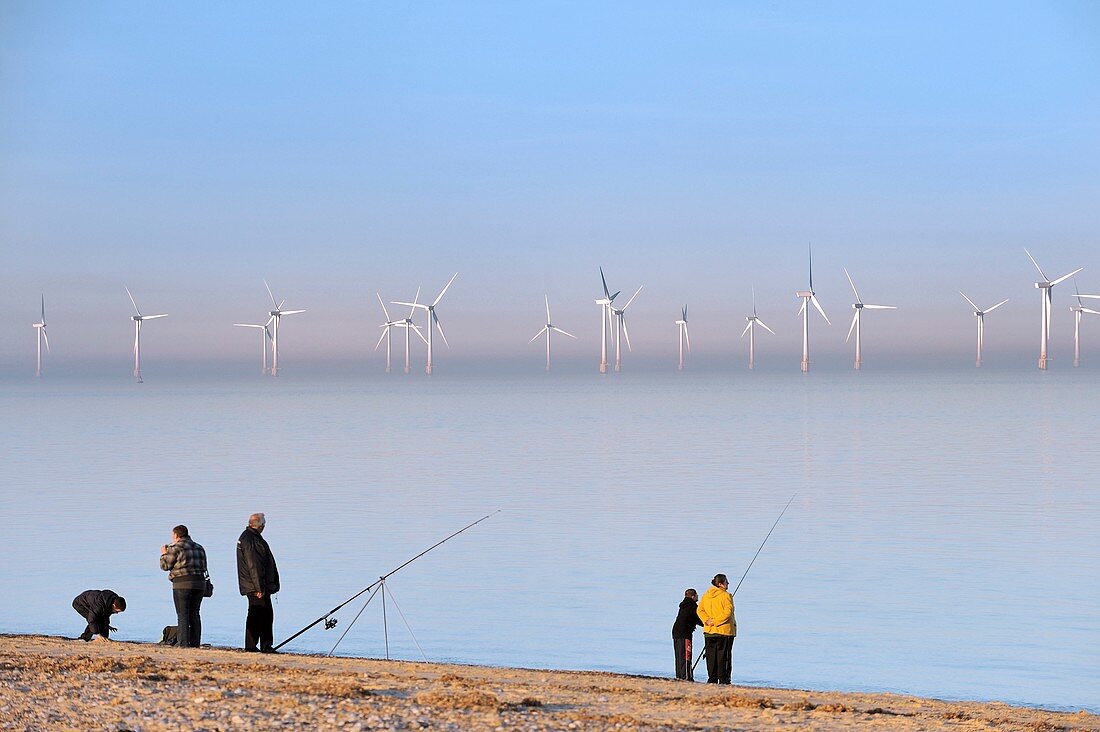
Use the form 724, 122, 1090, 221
159, 524, 208, 647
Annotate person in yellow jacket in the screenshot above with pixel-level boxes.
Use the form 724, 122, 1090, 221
696, 573, 736, 684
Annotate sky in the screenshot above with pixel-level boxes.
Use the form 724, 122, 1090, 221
2, 2, 1099, 374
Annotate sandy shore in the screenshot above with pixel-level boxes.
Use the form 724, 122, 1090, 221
0, 635, 1095, 731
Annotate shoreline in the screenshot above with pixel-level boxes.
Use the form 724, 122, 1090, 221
2, 635, 1096, 731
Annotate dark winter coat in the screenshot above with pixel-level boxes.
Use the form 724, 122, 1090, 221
237, 527, 279, 596
672, 597, 704, 639
72, 589, 120, 638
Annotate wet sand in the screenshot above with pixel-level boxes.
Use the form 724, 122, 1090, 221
0, 635, 1095, 731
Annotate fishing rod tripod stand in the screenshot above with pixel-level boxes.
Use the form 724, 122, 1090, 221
326, 575, 427, 661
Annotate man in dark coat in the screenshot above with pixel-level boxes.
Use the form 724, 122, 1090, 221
237, 512, 280, 653
672, 588, 703, 680
72, 589, 126, 641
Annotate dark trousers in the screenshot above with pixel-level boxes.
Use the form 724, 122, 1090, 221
703, 634, 734, 684
172, 588, 204, 647
245, 594, 274, 651
673, 637, 695, 680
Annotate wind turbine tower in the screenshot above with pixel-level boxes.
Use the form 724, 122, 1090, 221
530, 295, 576, 370
595, 267, 619, 374
741, 287, 775, 370
674, 306, 690, 371
844, 268, 896, 370
394, 273, 457, 375
959, 292, 1008, 368
264, 280, 306, 377
1025, 250, 1082, 370
125, 287, 167, 383
795, 246, 830, 372
1070, 283, 1100, 367
33, 295, 50, 377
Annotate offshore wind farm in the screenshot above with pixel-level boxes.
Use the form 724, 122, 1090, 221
2, 3, 1098, 727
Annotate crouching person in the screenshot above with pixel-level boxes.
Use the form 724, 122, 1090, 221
72, 589, 125, 642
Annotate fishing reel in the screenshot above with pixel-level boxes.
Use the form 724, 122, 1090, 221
324, 617, 338, 630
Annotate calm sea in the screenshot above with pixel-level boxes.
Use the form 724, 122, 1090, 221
1, 369, 1097, 712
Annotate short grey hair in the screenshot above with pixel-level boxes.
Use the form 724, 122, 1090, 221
248, 512, 266, 529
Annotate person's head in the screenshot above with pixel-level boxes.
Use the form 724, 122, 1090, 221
112, 596, 126, 614
684, 588, 698, 602
711, 574, 729, 590
249, 513, 266, 532
172, 525, 189, 542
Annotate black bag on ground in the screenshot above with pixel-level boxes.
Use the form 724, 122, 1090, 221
160, 625, 178, 646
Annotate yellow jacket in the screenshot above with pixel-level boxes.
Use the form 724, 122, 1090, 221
697, 586, 736, 636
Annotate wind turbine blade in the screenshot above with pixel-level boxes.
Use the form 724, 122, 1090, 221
863, 304, 896, 310
432, 272, 458, 307
125, 287, 141, 316
741, 321, 752, 338
280, 309, 306, 315
684, 323, 691, 351
433, 312, 450, 347
758, 319, 776, 335
1050, 267, 1084, 287
41, 328, 50, 353
610, 290, 620, 302
377, 293, 391, 321
544, 295, 551, 324
797, 300, 806, 316
844, 268, 860, 303
811, 295, 830, 325
808, 243, 814, 290
752, 285, 757, 316
374, 328, 389, 351
529, 327, 548, 344
959, 291, 980, 311
234, 323, 263, 329
846, 311, 858, 342
623, 285, 643, 310
1075, 294, 1100, 300
264, 279, 279, 310
392, 301, 428, 310
600, 267, 610, 299
143, 314, 168, 320
984, 298, 1009, 313
410, 323, 428, 345
621, 318, 632, 351
1023, 249, 1049, 281
551, 326, 576, 339
41, 294, 45, 323
1081, 307, 1100, 316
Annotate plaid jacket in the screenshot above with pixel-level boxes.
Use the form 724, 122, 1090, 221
160, 537, 208, 581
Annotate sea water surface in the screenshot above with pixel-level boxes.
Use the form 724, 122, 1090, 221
1, 369, 1097, 712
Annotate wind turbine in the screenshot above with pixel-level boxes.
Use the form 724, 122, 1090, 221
1069, 283, 1100, 367
674, 305, 690, 371
393, 273, 457, 375
795, 246, 830, 372
33, 294, 50, 377
844, 268, 896, 370
741, 287, 775, 370
389, 288, 426, 374
959, 292, 1008, 368
529, 295, 576, 370
264, 280, 306, 377
233, 321, 272, 374
595, 267, 620, 374
125, 287, 167, 383
611, 285, 643, 372
1024, 250, 1082, 370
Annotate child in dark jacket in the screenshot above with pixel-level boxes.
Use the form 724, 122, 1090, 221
672, 588, 703, 680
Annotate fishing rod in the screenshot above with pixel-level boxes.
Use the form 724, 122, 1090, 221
692, 494, 796, 673
272, 509, 500, 652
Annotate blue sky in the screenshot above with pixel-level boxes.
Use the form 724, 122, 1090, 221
2, 2, 1099, 372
